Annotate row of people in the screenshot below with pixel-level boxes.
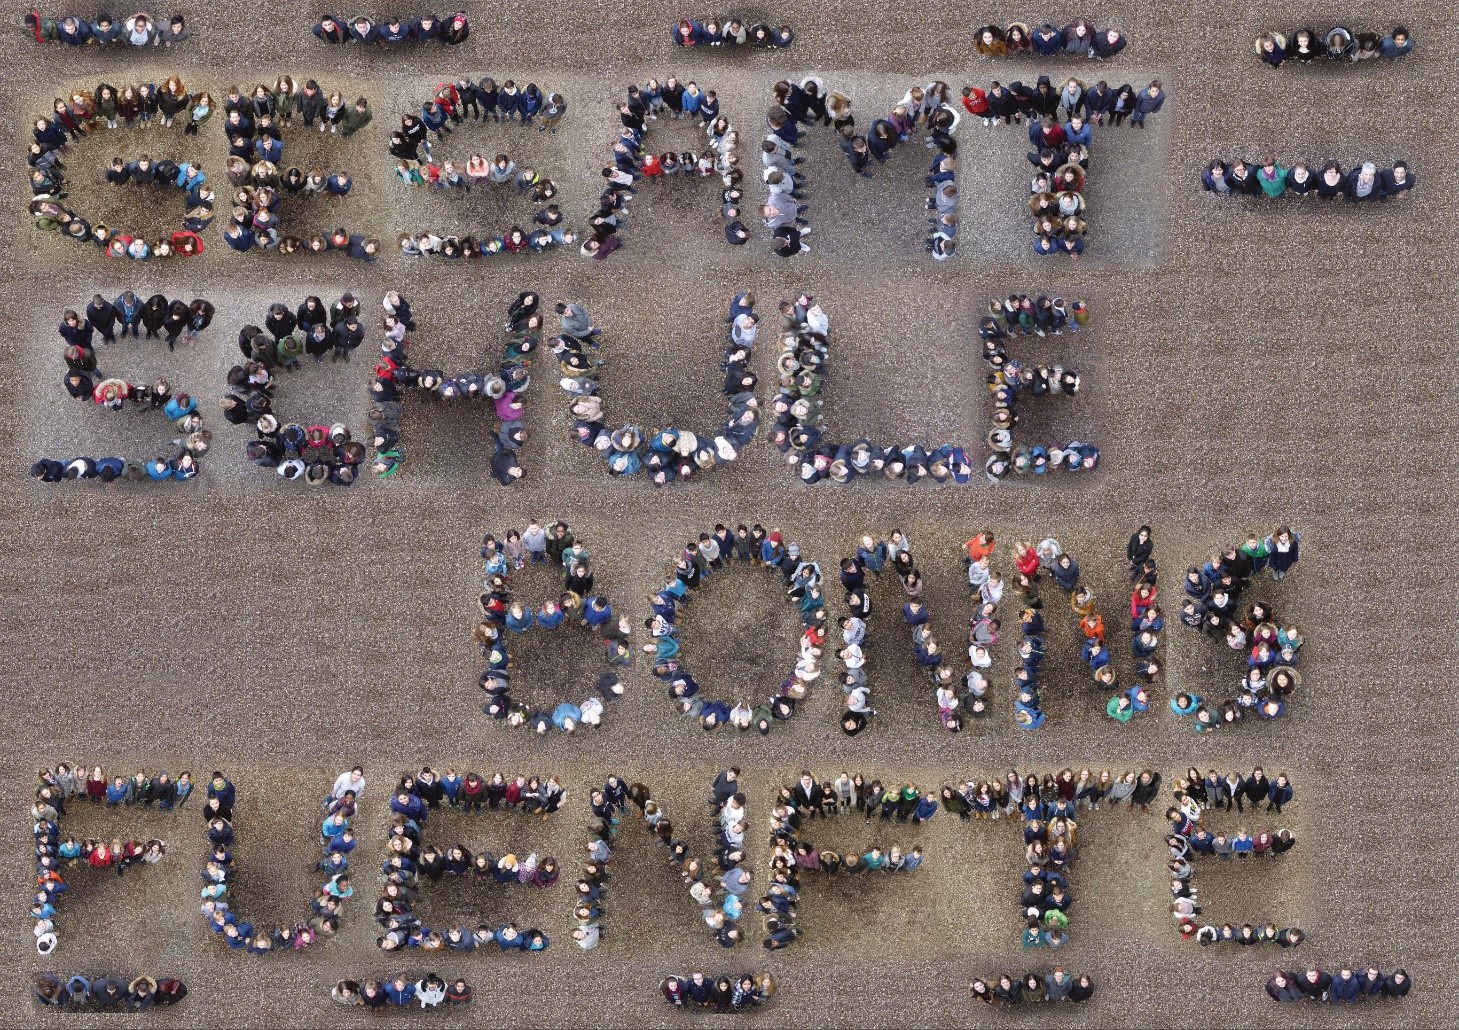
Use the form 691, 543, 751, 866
984, 294, 1089, 335
376, 768, 558, 951
28, 10, 187, 45
961, 76, 1158, 127
35, 975, 186, 1008
1166, 770, 1300, 946
370, 291, 531, 481
1266, 967, 1412, 1002
559, 296, 757, 483
662, 973, 776, 1010
398, 227, 571, 258
970, 971, 1094, 1004
759, 775, 936, 951
478, 523, 631, 730
673, 18, 793, 48
1175, 529, 1302, 728
42, 765, 193, 807
314, 13, 468, 45
974, 21, 1126, 59
333, 976, 473, 1008
1256, 27, 1413, 65
588, 76, 737, 257
648, 529, 823, 732
1202, 158, 1414, 200
940, 769, 1164, 820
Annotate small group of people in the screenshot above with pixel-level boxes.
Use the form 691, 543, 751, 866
673, 17, 794, 48
35, 974, 186, 1009
759, 774, 935, 951
1256, 26, 1413, 65
333, 975, 472, 1008
772, 295, 978, 483
223, 293, 368, 485
1202, 158, 1414, 201
313, 12, 469, 45
970, 971, 1095, 1004
27, 10, 188, 46
963, 75, 1163, 127
476, 520, 632, 731
839, 533, 982, 734
200, 771, 353, 955
662, 972, 778, 1010
376, 767, 560, 952
29, 77, 209, 259
369, 291, 531, 482
1266, 967, 1412, 1002
647, 527, 824, 732
32, 764, 179, 954
586, 74, 739, 257
559, 295, 758, 483
1166, 768, 1301, 947
974, 21, 1126, 59
1172, 528, 1303, 728
979, 302, 1099, 480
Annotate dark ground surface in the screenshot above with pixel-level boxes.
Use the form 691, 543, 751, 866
1, 0, 1457, 1026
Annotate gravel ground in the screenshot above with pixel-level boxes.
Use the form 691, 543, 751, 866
1, 0, 1457, 1026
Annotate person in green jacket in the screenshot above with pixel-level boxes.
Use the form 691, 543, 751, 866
341, 97, 373, 137
1239, 531, 1270, 573
1106, 694, 1133, 722
1256, 158, 1288, 198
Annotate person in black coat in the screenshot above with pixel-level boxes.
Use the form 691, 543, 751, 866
86, 295, 119, 342
1381, 970, 1411, 997
58, 310, 93, 348
1127, 525, 1153, 573
1297, 969, 1331, 1001
1379, 161, 1415, 199
142, 295, 169, 338
1266, 972, 1303, 1002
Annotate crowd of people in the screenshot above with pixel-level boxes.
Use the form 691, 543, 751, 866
837, 532, 984, 734
35, 974, 187, 1008
376, 767, 559, 952
970, 971, 1095, 1004
34, 294, 212, 484
197, 770, 357, 955
662, 972, 777, 1009
1201, 158, 1414, 201
390, 79, 574, 258
30, 77, 211, 259
758, 773, 934, 950
215, 78, 377, 258
27, 10, 189, 46
313, 12, 469, 45
673, 17, 794, 48
223, 292, 368, 485
369, 290, 532, 481
646, 527, 823, 732
1165, 769, 1302, 946
979, 295, 1097, 479
1255, 26, 1413, 65
32, 765, 177, 954
476, 521, 632, 731
1266, 967, 1411, 1002
577, 775, 746, 950
584, 75, 739, 257
333, 975, 473, 1008
963, 75, 1162, 127
771, 294, 977, 483
763, 78, 961, 258
973, 21, 1126, 59
1172, 529, 1303, 729
559, 295, 759, 483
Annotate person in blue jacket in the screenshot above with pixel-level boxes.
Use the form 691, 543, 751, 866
1131, 81, 1165, 127
1380, 28, 1412, 58
383, 978, 415, 1006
